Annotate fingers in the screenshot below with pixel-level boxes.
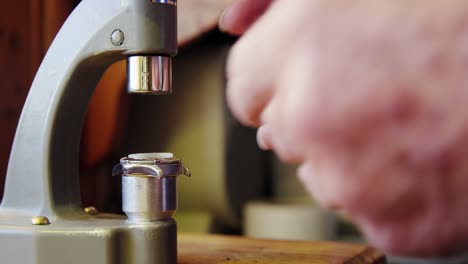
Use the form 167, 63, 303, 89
225, 0, 298, 127
224, 18, 275, 127
226, 75, 273, 127
224, 0, 468, 256
219, 0, 273, 35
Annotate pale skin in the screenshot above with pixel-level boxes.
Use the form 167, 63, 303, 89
220, 0, 468, 257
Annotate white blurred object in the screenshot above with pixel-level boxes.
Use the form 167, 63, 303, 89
244, 200, 336, 241
243, 158, 337, 241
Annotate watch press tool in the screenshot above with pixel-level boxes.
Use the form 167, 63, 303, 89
0, 0, 190, 263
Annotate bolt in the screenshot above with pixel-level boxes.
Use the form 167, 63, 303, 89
32, 216, 50, 225
84, 206, 99, 215
111, 29, 125, 46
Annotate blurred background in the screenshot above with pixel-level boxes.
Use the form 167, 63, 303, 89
0, 0, 360, 243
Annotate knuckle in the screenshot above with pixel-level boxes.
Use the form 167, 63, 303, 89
226, 80, 261, 127
226, 39, 249, 78
274, 145, 303, 164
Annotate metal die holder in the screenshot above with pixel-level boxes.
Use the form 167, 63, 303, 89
113, 153, 191, 223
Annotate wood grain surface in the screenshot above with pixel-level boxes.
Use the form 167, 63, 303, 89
178, 233, 387, 264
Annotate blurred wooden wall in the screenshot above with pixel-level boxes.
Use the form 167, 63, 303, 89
0, 0, 74, 198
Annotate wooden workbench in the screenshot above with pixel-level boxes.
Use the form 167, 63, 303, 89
178, 233, 386, 264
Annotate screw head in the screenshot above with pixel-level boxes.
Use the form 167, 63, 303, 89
111, 29, 125, 46
84, 206, 99, 215
32, 216, 50, 225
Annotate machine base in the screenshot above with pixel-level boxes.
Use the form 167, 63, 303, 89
0, 213, 177, 264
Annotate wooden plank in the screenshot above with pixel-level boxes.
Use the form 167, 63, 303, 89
178, 233, 386, 264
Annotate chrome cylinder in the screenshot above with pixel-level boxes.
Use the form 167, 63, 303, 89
127, 56, 172, 95
113, 153, 190, 223
122, 175, 177, 222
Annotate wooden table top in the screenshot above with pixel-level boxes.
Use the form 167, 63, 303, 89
178, 233, 386, 264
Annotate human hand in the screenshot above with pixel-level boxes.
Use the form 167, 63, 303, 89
221, 0, 468, 257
